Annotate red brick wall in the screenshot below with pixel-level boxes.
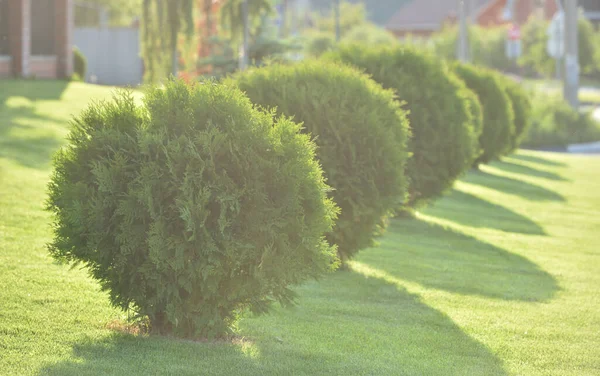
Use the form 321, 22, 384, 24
477, 0, 558, 27
4, 0, 72, 79
29, 56, 58, 78
55, 0, 73, 77
0, 56, 11, 77
8, 0, 30, 76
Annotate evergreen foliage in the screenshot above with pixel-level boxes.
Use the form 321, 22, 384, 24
453, 63, 515, 165
501, 78, 532, 151
229, 61, 410, 263
46, 80, 338, 338
327, 45, 480, 207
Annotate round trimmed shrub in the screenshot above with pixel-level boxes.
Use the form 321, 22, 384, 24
228, 61, 410, 263
453, 63, 515, 165
326, 45, 480, 207
342, 24, 398, 46
305, 32, 335, 57
46, 80, 338, 339
73, 47, 87, 81
501, 78, 532, 151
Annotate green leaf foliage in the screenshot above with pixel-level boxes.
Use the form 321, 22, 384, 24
46, 80, 339, 339
326, 45, 480, 207
228, 61, 410, 263
453, 63, 515, 165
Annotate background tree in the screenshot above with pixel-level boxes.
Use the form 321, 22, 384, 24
220, 0, 272, 42
141, 0, 195, 82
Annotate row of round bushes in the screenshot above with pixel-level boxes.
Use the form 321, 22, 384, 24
47, 44, 532, 339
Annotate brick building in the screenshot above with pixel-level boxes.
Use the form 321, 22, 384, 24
386, 0, 559, 38
0, 0, 73, 78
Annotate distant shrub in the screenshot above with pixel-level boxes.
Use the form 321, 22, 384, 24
430, 26, 516, 74
342, 24, 398, 46
500, 77, 532, 151
453, 63, 515, 165
229, 61, 410, 263
46, 81, 338, 339
304, 32, 336, 57
522, 93, 600, 148
327, 45, 480, 207
73, 47, 87, 81
518, 16, 600, 78
577, 16, 600, 77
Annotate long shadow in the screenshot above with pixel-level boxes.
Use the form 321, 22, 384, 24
40, 270, 507, 375
0, 80, 68, 169
424, 189, 546, 235
358, 219, 559, 302
508, 153, 567, 167
491, 159, 568, 182
464, 169, 565, 202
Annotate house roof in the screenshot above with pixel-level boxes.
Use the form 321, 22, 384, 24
385, 0, 493, 32
310, 0, 412, 26
580, 0, 600, 13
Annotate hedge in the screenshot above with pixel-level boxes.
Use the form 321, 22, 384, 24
229, 61, 410, 263
453, 63, 515, 165
46, 80, 339, 338
327, 45, 480, 207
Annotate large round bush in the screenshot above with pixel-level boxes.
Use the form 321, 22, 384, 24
46, 81, 338, 338
453, 63, 515, 165
229, 61, 410, 263
326, 45, 480, 207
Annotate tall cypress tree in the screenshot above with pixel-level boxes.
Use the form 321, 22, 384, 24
141, 0, 194, 82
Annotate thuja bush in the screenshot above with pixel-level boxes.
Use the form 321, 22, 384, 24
463, 87, 485, 158
500, 77, 532, 151
229, 61, 410, 263
46, 80, 339, 339
326, 45, 480, 207
453, 63, 515, 165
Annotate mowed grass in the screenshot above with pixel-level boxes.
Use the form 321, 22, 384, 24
1, 80, 599, 375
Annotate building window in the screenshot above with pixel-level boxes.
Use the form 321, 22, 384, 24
31, 0, 56, 55
0, 0, 9, 55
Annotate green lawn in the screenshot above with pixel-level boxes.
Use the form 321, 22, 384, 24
1, 80, 600, 375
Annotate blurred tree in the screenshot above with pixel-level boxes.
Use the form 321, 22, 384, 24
313, 1, 367, 38
220, 0, 272, 41
141, 0, 195, 82
76, 0, 142, 26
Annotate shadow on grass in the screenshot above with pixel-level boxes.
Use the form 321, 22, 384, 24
508, 153, 567, 167
0, 80, 68, 170
359, 219, 559, 302
464, 169, 565, 202
40, 270, 507, 375
491, 159, 568, 182
424, 189, 546, 235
